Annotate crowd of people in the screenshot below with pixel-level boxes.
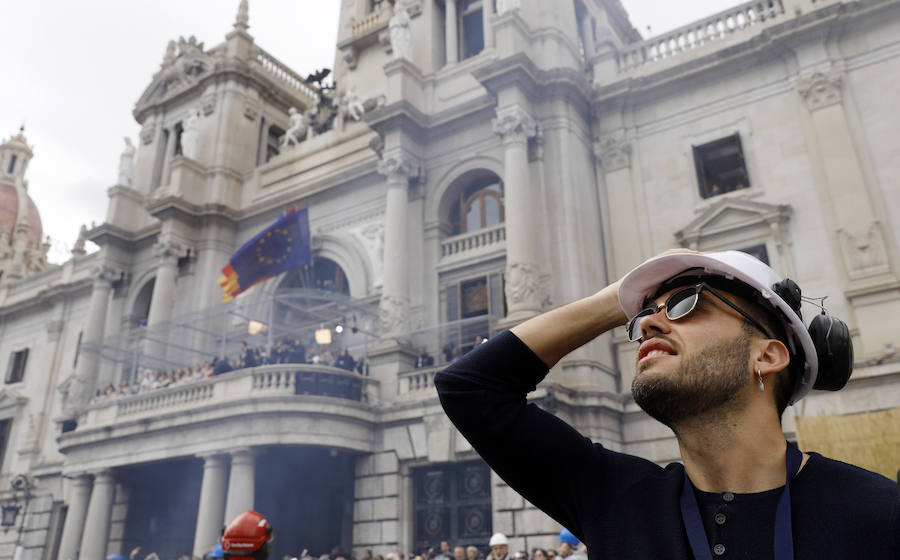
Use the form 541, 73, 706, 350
90, 337, 369, 405
358, 530, 586, 560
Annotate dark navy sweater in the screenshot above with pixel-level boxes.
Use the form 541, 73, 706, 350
434, 331, 899, 559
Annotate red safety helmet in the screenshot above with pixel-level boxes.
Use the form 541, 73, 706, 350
222, 510, 273, 558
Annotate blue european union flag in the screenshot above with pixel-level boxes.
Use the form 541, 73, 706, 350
219, 208, 311, 301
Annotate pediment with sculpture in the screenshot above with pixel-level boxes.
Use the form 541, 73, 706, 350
134, 36, 218, 114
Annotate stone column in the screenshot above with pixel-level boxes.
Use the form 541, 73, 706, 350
493, 106, 542, 322
80, 471, 116, 560
482, 0, 494, 49
56, 475, 93, 560
224, 448, 257, 524
445, 0, 459, 65
377, 154, 420, 337
69, 265, 118, 409
193, 454, 229, 557
145, 238, 189, 358
593, 135, 643, 278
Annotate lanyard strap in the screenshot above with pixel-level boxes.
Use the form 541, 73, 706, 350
680, 442, 803, 560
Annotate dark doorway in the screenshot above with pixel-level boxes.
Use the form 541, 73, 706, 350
119, 458, 202, 558
413, 461, 492, 551
255, 447, 356, 558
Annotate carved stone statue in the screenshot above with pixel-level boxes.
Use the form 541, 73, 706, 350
344, 86, 366, 121
118, 137, 136, 187
72, 225, 88, 257
389, 2, 412, 61
282, 107, 308, 148
181, 107, 200, 159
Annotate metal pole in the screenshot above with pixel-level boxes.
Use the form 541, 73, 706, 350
221, 313, 228, 360
267, 294, 275, 360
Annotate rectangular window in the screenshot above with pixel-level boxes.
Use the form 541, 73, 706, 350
693, 133, 750, 199
6, 348, 28, 384
460, 0, 485, 59
0, 419, 11, 472
7, 155, 17, 175
370, 0, 388, 12
444, 273, 505, 358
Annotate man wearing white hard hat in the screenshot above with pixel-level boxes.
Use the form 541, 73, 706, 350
487, 533, 510, 560
436, 250, 899, 559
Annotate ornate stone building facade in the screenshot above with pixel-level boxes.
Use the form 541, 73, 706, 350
0, 0, 898, 558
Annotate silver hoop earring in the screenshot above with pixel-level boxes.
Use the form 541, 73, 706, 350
757, 368, 765, 393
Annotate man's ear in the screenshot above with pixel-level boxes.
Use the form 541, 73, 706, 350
755, 338, 790, 378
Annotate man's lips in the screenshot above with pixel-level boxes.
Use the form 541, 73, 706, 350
637, 338, 677, 363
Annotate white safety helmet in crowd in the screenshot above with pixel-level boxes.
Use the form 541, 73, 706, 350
489, 533, 509, 547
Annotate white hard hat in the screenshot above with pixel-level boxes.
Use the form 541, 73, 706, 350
489, 533, 508, 547
618, 250, 818, 404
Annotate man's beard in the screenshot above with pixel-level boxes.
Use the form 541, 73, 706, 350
631, 333, 750, 429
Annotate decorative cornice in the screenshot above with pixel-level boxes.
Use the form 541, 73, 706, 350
492, 106, 537, 146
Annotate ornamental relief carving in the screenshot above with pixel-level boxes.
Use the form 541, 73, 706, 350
837, 222, 891, 280
594, 136, 632, 172
379, 294, 408, 334
90, 264, 121, 286
505, 261, 542, 308
797, 69, 843, 111
377, 154, 420, 181
154, 239, 191, 264
493, 107, 537, 145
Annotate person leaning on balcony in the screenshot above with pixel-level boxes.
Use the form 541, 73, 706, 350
435, 249, 899, 559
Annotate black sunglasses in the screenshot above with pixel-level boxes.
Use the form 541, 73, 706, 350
626, 282, 774, 342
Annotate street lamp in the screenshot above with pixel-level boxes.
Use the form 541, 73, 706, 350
1, 475, 32, 539
0, 503, 20, 530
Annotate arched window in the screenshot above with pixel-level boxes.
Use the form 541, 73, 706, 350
450, 176, 504, 235
278, 257, 350, 296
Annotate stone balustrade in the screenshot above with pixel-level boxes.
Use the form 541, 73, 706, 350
617, 0, 836, 72
352, 7, 393, 37
252, 48, 318, 101
82, 364, 377, 426
440, 223, 507, 260
397, 366, 439, 397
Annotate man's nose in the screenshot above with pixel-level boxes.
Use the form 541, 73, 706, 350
639, 305, 672, 339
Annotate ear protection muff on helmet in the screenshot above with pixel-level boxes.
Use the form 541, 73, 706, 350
808, 312, 853, 391
772, 278, 853, 393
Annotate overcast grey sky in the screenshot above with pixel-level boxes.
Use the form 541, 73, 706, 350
0, 0, 739, 263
